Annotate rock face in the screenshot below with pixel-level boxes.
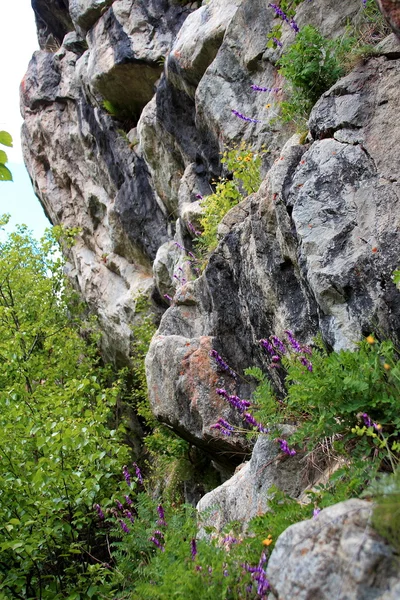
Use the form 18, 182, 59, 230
196, 430, 306, 531
23, 1, 400, 458
267, 499, 400, 600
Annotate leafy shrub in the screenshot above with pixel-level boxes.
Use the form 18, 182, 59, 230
278, 25, 355, 125
0, 130, 13, 181
197, 143, 263, 257
369, 469, 400, 553
0, 220, 130, 598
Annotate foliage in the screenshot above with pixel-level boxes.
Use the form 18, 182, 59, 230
0, 219, 130, 598
102, 100, 137, 128
278, 25, 355, 126
197, 143, 263, 257
0, 131, 13, 182
369, 469, 400, 553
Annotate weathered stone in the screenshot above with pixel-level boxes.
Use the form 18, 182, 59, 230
69, 0, 114, 32
197, 429, 306, 532
267, 499, 400, 600
145, 332, 252, 468
31, 0, 74, 49
377, 0, 400, 41
85, 0, 192, 116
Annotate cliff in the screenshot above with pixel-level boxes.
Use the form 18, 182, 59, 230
21, 0, 400, 596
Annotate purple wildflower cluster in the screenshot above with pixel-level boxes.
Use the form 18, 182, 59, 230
133, 462, 143, 484
191, 538, 197, 560
277, 438, 296, 456
122, 465, 131, 487
94, 503, 104, 520
211, 417, 235, 436
251, 84, 281, 93
149, 506, 167, 551
173, 266, 187, 286
245, 551, 270, 598
150, 530, 165, 552
361, 412, 379, 431
174, 241, 201, 276
268, 3, 299, 34
187, 220, 201, 237
231, 109, 260, 123
260, 330, 313, 372
210, 350, 237, 379
157, 504, 167, 527
214, 388, 268, 434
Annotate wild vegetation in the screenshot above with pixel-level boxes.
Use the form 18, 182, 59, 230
1, 0, 399, 596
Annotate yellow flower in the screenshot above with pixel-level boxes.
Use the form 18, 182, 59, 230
265, 103, 272, 109
262, 535, 273, 546
366, 335, 375, 345
383, 363, 391, 371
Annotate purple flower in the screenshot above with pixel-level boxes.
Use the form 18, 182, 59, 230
187, 221, 201, 236
361, 413, 379, 430
115, 499, 124, 511
125, 510, 135, 523
153, 530, 164, 539
268, 3, 289, 22
125, 495, 133, 505
285, 330, 302, 352
273, 37, 283, 47
164, 294, 172, 302
277, 438, 296, 456
290, 18, 300, 33
94, 503, 104, 520
260, 338, 274, 355
231, 109, 261, 123
216, 388, 229, 399
150, 536, 165, 551
300, 356, 313, 372
191, 538, 197, 560
362, 0, 367, 6
251, 84, 281, 93
222, 535, 238, 545
133, 462, 143, 484
272, 355, 280, 362
122, 465, 131, 487
195, 193, 203, 200
313, 507, 321, 519
174, 241, 186, 251
157, 504, 166, 527
271, 335, 287, 354
119, 519, 130, 534
209, 349, 237, 379
211, 418, 235, 436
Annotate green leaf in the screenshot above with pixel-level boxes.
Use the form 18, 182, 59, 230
0, 164, 12, 181
0, 149, 8, 164
0, 131, 13, 147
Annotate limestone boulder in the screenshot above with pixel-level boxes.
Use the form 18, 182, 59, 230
267, 499, 400, 600
196, 430, 305, 532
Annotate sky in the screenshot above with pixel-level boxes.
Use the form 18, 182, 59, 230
0, 0, 50, 239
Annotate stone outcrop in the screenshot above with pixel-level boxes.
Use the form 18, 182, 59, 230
267, 499, 400, 600
377, 0, 400, 40
23, 0, 400, 455
196, 430, 306, 531
22, 0, 400, 595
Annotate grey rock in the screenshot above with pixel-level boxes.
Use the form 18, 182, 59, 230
145, 331, 252, 469
267, 499, 400, 600
377, 0, 400, 41
31, 0, 74, 49
69, 0, 114, 32
197, 429, 306, 532
62, 31, 88, 55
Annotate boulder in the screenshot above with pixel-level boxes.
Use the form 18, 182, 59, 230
267, 499, 400, 600
197, 430, 305, 532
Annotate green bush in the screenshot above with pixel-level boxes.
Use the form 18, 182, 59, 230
278, 25, 355, 125
0, 130, 13, 181
197, 143, 263, 257
0, 219, 130, 598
